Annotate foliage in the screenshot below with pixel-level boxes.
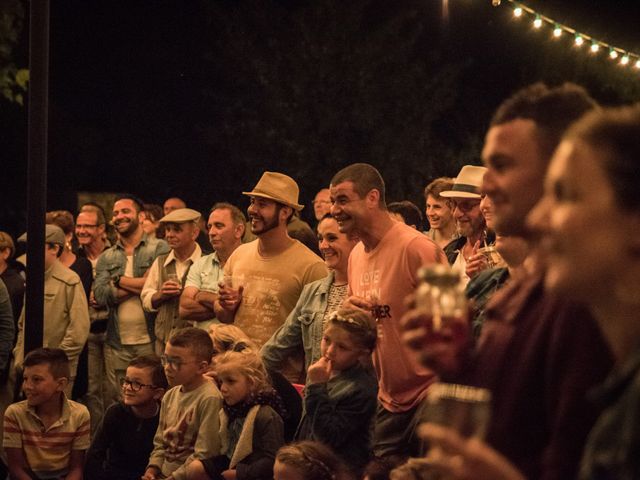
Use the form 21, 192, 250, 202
0, 0, 27, 105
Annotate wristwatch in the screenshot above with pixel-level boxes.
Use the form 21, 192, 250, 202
112, 274, 121, 288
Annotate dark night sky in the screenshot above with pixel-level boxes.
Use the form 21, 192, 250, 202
2, 0, 640, 237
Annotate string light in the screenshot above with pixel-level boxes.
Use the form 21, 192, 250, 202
491, 0, 640, 74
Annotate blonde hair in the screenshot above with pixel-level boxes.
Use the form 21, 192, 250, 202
208, 324, 257, 355
213, 350, 271, 395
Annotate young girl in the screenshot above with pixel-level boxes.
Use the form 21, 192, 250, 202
187, 350, 285, 480
296, 308, 378, 475
273, 441, 354, 480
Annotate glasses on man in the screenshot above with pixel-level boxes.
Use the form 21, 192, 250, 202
120, 378, 157, 392
160, 355, 199, 370
453, 200, 480, 213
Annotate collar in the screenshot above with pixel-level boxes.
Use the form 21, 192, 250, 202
163, 243, 202, 267
115, 232, 149, 251
315, 270, 336, 295
26, 393, 71, 427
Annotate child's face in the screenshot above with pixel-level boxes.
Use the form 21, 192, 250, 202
217, 368, 252, 406
162, 343, 208, 390
321, 324, 367, 373
122, 366, 162, 407
273, 460, 305, 480
22, 364, 65, 407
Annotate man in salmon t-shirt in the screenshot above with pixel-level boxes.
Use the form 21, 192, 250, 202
330, 163, 447, 457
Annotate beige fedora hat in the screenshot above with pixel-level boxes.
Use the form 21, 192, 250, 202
242, 171, 304, 211
440, 165, 487, 199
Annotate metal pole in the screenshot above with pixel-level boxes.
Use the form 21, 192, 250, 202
25, 0, 50, 354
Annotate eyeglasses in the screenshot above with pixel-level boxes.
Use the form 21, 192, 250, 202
76, 224, 99, 229
120, 378, 157, 392
160, 355, 200, 370
453, 200, 480, 213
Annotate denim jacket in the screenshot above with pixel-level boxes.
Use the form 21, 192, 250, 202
261, 271, 335, 374
93, 234, 170, 349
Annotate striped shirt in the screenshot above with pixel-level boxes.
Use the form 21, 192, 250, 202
3, 396, 90, 479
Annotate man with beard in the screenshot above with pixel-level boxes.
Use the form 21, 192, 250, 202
94, 195, 169, 396
141, 208, 203, 355
215, 172, 327, 382
440, 166, 490, 285
179, 203, 245, 327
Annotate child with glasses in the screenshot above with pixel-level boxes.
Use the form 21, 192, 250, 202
143, 327, 223, 480
295, 308, 378, 477
84, 354, 167, 480
186, 350, 285, 480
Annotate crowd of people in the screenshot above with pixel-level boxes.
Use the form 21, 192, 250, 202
0, 80, 638, 480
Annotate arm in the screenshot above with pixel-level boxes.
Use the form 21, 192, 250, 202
0, 283, 15, 371
118, 275, 148, 295
93, 254, 118, 307
260, 294, 307, 372
179, 287, 215, 321
141, 258, 161, 312
303, 371, 377, 444
213, 285, 242, 324
146, 398, 168, 476
60, 282, 90, 370
64, 449, 85, 480
234, 408, 284, 480
5, 448, 35, 480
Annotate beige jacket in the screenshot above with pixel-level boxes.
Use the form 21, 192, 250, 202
14, 260, 90, 377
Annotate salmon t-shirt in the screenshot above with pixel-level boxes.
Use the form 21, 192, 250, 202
349, 221, 447, 412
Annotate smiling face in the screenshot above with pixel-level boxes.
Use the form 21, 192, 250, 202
479, 194, 496, 231
208, 208, 243, 254
112, 199, 142, 238
216, 368, 252, 406
247, 197, 287, 236
22, 364, 65, 408
317, 216, 357, 274
329, 181, 370, 235
75, 211, 104, 247
452, 198, 484, 238
426, 194, 454, 231
482, 119, 548, 237
527, 139, 631, 305
121, 365, 162, 407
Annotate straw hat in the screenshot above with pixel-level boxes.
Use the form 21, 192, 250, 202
242, 172, 304, 211
440, 165, 487, 199
159, 208, 201, 224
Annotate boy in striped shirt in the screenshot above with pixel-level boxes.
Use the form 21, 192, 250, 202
3, 348, 90, 479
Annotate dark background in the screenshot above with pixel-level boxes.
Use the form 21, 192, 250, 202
2, 0, 640, 237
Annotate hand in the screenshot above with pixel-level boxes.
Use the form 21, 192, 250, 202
419, 423, 525, 480
307, 356, 332, 384
465, 241, 489, 279
400, 294, 471, 378
218, 283, 243, 311
342, 295, 374, 312
141, 466, 160, 480
221, 469, 237, 480
160, 280, 182, 299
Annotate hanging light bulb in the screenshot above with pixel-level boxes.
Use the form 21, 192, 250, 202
574, 35, 584, 46
553, 25, 562, 38
492, 0, 501, 6
590, 42, 599, 53
621, 55, 630, 65
635, 60, 640, 69
513, 7, 523, 17
610, 49, 618, 59
533, 16, 542, 29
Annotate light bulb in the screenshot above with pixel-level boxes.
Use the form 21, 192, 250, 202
514, 7, 523, 17
533, 17, 542, 29
610, 50, 618, 59
574, 35, 584, 46
590, 43, 599, 53
635, 60, 640, 69
621, 55, 630, 65
553, 27, 562, 38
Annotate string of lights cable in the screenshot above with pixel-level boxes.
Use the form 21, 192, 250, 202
491, 0, 640, 71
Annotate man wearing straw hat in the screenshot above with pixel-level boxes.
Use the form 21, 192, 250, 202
215, 172, 327, 382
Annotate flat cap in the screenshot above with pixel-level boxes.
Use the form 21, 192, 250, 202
159, 208, 201, 224
18, 224, 66, 245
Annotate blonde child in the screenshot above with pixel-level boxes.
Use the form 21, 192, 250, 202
209, 324, 301, 442
187, 350, 285, 480
273, 441, 354, 480
296, 308, 378, 475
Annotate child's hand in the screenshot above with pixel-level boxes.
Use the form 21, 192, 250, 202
307, 356, 332, 384
222, 469, 237, 480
